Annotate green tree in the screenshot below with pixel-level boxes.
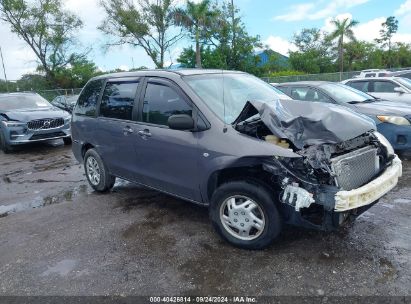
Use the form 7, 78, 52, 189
100, 0, 183, 68
173, 0, 216, 68
177, 46, 225, 68
210, 0, 261, 71
289, 28, 335, 73
0, 0, 85, 84
54, 57, 100, 88
328, 18, 359, 72
376, 16, 399, 67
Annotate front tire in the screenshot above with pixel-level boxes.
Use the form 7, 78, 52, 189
0, 131, 12, 154
84, 149, 116, 192
210, 180, 282, 250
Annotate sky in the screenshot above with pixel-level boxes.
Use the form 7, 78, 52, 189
1, 0, 411, 80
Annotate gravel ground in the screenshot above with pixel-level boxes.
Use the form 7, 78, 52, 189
0, 141, 410, 296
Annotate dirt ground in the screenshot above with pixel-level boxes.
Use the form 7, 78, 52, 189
0, 141, 410, 296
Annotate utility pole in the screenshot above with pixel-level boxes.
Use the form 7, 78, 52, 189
0, 46, 9, 92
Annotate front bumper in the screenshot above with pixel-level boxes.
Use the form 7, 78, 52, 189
5, 125, 71, 146
378, 123, 411, 151
334, 156, 402, 212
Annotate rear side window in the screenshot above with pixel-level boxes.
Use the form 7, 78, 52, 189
142, 82, 192, 126
75, 79, 104, 116
348, 81, 369, 92
401, 73, 411, 80
372, 81, 397, 93
365, 73, 376, 77
100, 81, 139, 120
289, 87, 332, 103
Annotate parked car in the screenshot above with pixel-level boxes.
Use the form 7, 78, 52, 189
342, 77, 411, 104
72, 70, 402, 249
0, 92, 72, 153
353, 69, 390, 78
390, 69, 411, 80
275, 81, 411, 151
51, 95, 79, 113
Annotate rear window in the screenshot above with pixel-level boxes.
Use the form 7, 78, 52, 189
74, 79, 104, 116
0, 94, 50, 111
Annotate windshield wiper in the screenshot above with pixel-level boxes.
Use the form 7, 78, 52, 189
362, 99, 377, 103
347, 101, 363, 104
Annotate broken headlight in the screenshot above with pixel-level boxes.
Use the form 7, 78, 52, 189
374, 131, 394, 156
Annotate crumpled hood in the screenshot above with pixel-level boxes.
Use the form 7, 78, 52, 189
1, 107, 70, 122
234, 99, 376, 149
355, 101, 411, 116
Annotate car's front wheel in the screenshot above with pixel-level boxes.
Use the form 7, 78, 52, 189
210, 180, 282, 250
0, 131, 13, 154
84, 149, 116, 192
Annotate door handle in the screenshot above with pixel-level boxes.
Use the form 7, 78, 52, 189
123, 126, 134, 135
138, 129, 152, 138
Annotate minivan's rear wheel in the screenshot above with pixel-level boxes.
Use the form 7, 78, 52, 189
210, 180, 282, 250
84, 149, 116, 192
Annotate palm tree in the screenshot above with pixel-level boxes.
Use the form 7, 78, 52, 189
173, 0, 215, 68
329, 18, 359, 72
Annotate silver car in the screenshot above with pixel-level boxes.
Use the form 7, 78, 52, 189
342, 77, 411, 104
0, 93, 72, 153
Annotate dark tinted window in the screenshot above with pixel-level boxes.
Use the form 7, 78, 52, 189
365, 73, 376, 77
348, 81, 369, 92
75, 79, 104, 116
100, 81, 139, 120
142, 82, 192, 126
372, 81, 398, 93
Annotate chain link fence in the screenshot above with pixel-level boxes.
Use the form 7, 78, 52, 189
261, 71, 359, 84
2, 66, 411, 99
261, 67, 411, 84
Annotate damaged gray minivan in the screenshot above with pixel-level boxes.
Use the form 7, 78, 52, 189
71, 70, 402, 249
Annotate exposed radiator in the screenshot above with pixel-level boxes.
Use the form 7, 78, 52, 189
331, 146, 379, 191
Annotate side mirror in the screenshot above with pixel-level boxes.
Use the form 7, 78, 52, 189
168, 114, 195, 131
394, 87, 407, 94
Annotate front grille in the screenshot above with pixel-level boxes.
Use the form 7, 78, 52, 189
331, 146, 379, 191
27, 118, 64, 130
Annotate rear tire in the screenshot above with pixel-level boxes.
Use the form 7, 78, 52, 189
63, 137, 72, 145
84, 149, 116, 192
0, 131, 12, 154
210, 180, 282, 250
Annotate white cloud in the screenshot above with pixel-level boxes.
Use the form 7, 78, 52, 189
322, 13, 411, 44
274, 0, 370, 22
274, 3, 314, 22
118, 65, 130, 71
0, 26, 38, 80
264, 36, 297, 56
395, 0, 411, 15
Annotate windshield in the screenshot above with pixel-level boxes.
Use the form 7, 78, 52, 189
184, 73, 290, 123
320, 83, 376, 104
0, 94, 51, 111
396, 77, 411, 90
